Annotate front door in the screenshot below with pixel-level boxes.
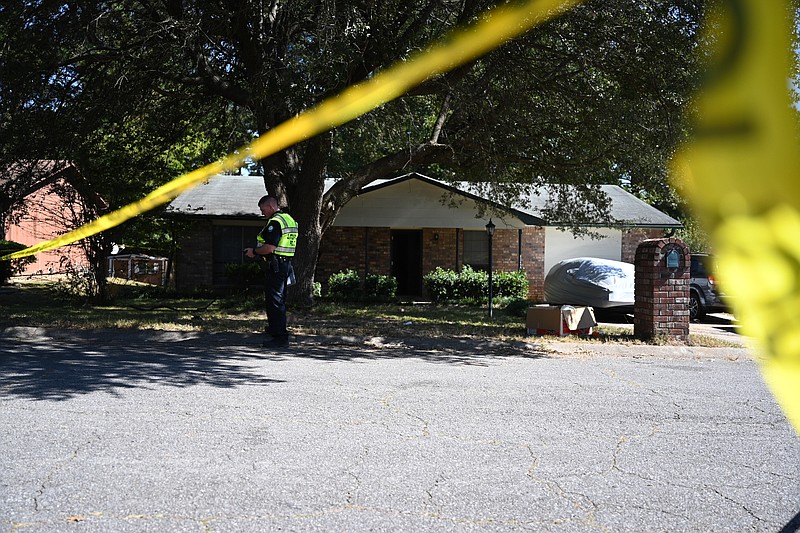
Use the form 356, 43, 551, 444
391, 230, 423, 296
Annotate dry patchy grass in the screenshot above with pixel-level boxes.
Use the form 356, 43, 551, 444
0, 279, 743, 348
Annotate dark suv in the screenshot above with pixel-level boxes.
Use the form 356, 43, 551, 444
689, 253, 728, 320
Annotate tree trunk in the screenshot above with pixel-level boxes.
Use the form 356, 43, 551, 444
262, 134, 330, 307
286, 225, 321, 307
275, 138, 454, 307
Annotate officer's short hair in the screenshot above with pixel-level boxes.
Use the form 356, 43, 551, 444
257, 195, 272, 207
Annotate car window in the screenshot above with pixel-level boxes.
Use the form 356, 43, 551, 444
691, 255, 710, 278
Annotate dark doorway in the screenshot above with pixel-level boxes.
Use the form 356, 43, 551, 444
391, 230, 423, 296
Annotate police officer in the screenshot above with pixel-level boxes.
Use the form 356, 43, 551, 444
244, 195, 298, 347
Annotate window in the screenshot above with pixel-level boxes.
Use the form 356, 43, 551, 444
463, 230, 489, 271
212, 225, 262, 284
134, 261, 160, 275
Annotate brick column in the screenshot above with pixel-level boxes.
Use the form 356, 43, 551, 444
634, 238, 690, 342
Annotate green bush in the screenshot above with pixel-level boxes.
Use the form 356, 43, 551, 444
458, 265, 488, 300
363, 273, 398, 302
224, 262, 263, 288
421, 267, 458, 303
0, 240, 35, 285
327, 269, 363, 300
494, 270, 529, 300
423, 266, 529, 303
327, 270, 397, 302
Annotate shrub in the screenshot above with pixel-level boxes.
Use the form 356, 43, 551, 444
458, 265, 488, 300
224, 262, 263, 288
0, 241, 35, 285
423, 266, 529, 304
364, 273, 397, 301
422, 267, 458, 303
126, 283, 174, 300
326, 270, 398, 302
327, 269, 363, 300
494, 270, 529, 300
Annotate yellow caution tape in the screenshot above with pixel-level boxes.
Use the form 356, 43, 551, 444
672, 0, 800, 432
1, 0, 581, 262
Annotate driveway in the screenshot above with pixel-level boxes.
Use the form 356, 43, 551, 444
0, 328, 797, 532
688, 312, 747, 344
595, 311, 747, 347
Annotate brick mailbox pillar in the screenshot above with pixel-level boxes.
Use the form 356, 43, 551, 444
634, 238, 690, 342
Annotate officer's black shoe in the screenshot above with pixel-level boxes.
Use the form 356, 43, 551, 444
261, 336, 289, 348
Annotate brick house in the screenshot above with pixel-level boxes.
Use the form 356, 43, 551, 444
165, 172, 680, 300
2, 161, 92, 276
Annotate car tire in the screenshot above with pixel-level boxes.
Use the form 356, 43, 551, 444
690, 291, 704, 321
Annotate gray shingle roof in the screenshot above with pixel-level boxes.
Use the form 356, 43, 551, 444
515, 183, 681, 228
165, 172, 681, 228
595, 185, 681, 228
165, 175, 267, 218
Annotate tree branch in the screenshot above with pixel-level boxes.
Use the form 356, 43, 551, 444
430, 92, 451, 143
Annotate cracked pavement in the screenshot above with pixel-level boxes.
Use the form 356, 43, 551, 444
0, 328, 798, 532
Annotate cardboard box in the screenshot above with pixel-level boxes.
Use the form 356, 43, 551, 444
526, 305, 597, 336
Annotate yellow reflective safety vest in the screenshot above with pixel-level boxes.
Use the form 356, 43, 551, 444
257, 211, 298, 257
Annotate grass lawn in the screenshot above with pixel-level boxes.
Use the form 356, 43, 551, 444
0, 278, 739, 347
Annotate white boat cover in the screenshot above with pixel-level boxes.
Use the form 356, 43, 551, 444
543, 257, 635, 308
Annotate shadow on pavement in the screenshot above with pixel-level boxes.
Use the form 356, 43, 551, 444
0, 329, 549, 402
0, 338, 286, 402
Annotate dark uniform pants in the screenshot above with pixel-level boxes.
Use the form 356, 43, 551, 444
265, 257, 291, 339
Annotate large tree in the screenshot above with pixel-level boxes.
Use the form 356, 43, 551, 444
1, 0, 251, 299
1, 0, 704, 303
0, 0, 75, 231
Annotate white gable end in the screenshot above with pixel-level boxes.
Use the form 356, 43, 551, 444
332, 178, 526, 230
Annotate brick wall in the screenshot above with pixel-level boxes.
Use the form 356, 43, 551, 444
367, 227, 392, 275
422, 228, 459, 273
520, 227, 546, 301
316, 227, 365, 284
175, 220, 214, 291
485, 227, 547, 301
491, 229, 520, 272
621, 228, 664, 263
633, 238, 690, 341
315, 226, 392, 285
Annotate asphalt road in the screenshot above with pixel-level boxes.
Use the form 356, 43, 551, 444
1, 328, 798, 532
